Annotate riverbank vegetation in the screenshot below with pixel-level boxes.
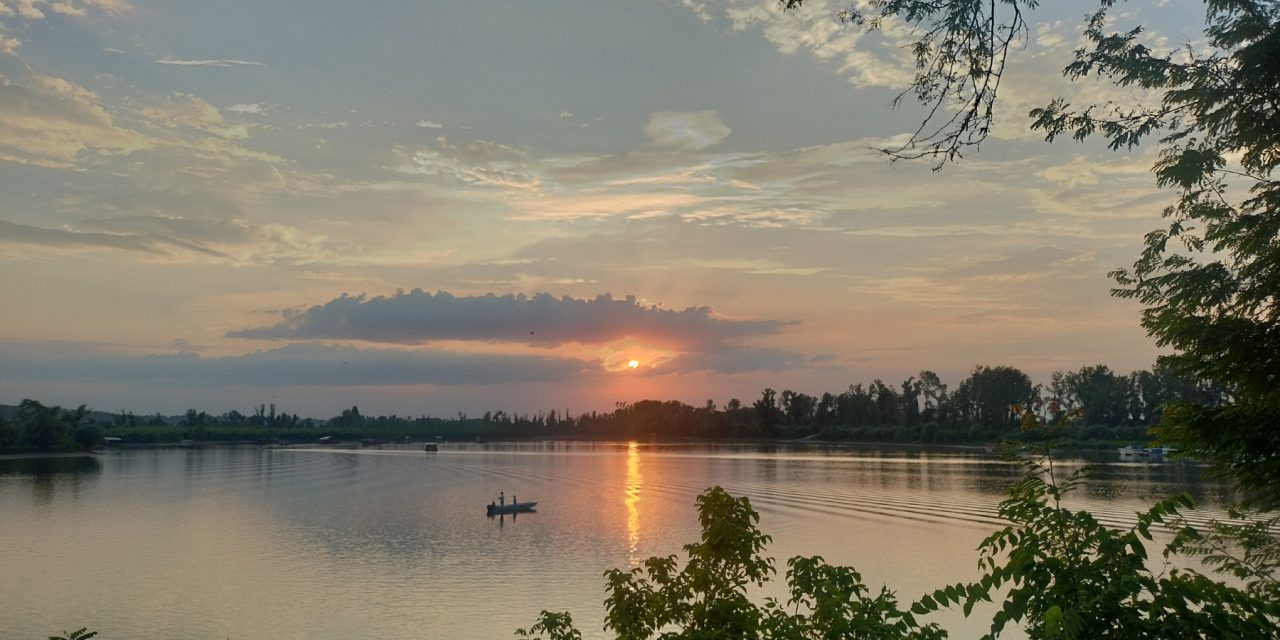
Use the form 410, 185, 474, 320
0, 399, 104, 454
0, 361, 1220, 453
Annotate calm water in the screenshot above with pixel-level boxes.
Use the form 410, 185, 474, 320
1, 443, 1236, 639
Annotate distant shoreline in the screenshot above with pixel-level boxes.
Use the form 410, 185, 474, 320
0, 451, 96, 461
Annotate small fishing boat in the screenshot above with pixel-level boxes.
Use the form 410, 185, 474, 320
486, 501, 537, 516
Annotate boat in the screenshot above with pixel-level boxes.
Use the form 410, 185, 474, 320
424, 443, 439, 452
486, 501, 537, 516
1119, 446, 1174, 460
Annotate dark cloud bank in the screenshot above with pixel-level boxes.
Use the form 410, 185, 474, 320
230, 290, 793, 348
1, 342, 816, 388
4, 343, 592, 387
1, 292, 813, 390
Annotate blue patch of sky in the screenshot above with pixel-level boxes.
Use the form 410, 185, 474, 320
39, 0, 927, 155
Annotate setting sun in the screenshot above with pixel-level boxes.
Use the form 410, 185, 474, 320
627, 360, 640, 369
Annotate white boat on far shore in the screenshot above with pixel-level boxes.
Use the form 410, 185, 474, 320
1118, 446, 1174, 460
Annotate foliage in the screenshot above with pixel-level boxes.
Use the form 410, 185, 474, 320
48, 629, 96, 640
949, 366, 1035, 432
921, 456, 1279, 638
517, 486, 944, 639
3, 399, 97, 453
782, 0, 1280, 505
1063, 1, 1280, 507
1166, 505, 1280, 603
764, 557, 945, 639
602, 487, 776, 639
515, 612, 583, 640
783, 0, 1034, 165
521, 468, 1279, 640
1161, 402, 1280, 509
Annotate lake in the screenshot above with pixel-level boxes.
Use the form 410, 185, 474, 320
0, 442, 1237, 639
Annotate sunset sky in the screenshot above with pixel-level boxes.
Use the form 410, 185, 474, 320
0, 0, 1203, 417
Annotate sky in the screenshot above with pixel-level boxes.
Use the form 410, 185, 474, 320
0, 0, 1207, 417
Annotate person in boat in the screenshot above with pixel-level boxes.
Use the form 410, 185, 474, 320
499, 491, 504, 507
513, 495, 517, 506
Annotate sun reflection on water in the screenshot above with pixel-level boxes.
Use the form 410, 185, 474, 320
625, 441, 642, 566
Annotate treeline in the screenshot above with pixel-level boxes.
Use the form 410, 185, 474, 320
539, 362, 1224, 446
1, 362, 1225, 452
0, 400, 107, 453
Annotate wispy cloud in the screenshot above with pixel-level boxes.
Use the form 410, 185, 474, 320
0, 0, 130, 21
0, 218, 221, 257
227, 102, 265, 114
719, 0, 915, 89
0, 70, 154, 164
156, 58, 264, 67
391, 136, 539, 190
0, 217, 338, 265
0, 28, 19, 55
645, 110, 731, 150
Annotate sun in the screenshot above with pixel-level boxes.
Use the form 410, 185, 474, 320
627, 359, 640, 369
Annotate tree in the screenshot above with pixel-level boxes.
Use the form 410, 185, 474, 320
48, 629, 96, 640
1060, 365, 1131, 429
518, 487, 946, 640
951, 366, 1035, 433
900, 376, 922, 427
869, 379, 902, 428
520, 477, 1279, 639
18, 399, 68, 452
72, 424, 103, 451
918, 370, 948, 424
783, 0, 1279, 505
754, 388, 782, 436
780, 390, 818, 430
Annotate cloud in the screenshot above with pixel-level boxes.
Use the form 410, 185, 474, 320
0, 218, 179, 255
719, 0, 915, 89
119, 93, 285, 165
135, 93, 247, 139
391, 136, 539, 190
0, 342, 595, 387
227, 102, 264, 114
674, 257, 825, 276
416, 119, 443, 129
0, 71, 153, 164
0, 29, 18, 55
0, 217, 337, 264
678, 0, 712, 22
230, 289, 794, 350
0, 75, 280, 172
156, 58, 264, 67
509, 190, 706, 221
658, 346, 812, 375
644, 110, 731, 150
0, 0, 129, 21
